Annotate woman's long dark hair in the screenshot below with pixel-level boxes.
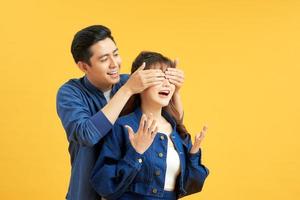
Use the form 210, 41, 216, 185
120, 51, 189, 139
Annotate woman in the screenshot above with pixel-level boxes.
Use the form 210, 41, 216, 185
91, 51, 209, 200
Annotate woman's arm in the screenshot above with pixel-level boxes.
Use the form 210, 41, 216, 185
90, 114, 158, 200
182, 127, 209, 196
183, 149, 210, 196
90, 123, 144, 200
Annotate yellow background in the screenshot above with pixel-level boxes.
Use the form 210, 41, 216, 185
1, 0, 299, 199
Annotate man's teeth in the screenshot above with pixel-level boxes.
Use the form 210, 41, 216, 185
108, 71, 118, 75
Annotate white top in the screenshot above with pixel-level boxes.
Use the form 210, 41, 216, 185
103, 89, 111, 102
164, 136, 181, 191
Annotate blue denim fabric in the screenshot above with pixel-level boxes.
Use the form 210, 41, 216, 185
91, 107, 209, 200
56, 75, 129, 200
117, 191, 176, 200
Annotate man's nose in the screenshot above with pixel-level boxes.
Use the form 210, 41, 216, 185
109, 56, 118, 68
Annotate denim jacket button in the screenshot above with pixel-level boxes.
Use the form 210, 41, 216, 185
155, 170, 161, 176
160, 135, 165, 140
137, 158, 143, 163
158, 152, 163, 158
152, 188, 158, 194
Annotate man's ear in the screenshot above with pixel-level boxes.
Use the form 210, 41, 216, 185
77, 61, 90, 73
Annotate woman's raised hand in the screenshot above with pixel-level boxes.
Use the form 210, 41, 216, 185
190, 126, 208, 154
125, 113, 158, 154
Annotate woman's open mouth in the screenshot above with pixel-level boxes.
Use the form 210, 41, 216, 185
158, 90, 170, 98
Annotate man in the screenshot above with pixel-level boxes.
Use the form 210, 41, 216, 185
56, 25, 184, 200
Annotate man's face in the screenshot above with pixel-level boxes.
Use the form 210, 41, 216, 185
84, 37, 121, 91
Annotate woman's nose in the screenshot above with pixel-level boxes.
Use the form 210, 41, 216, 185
162, 77, 170, 86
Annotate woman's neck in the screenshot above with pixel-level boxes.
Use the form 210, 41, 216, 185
140, 102, 162, 121
140, 101, 173, 135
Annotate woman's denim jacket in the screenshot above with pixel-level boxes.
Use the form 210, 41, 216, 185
90, 107, 209, 200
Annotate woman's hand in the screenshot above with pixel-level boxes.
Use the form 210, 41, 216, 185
190, 126, 208, 154
125, 113, 158, 154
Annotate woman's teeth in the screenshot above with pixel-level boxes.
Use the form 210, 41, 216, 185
158, 91, 170, 96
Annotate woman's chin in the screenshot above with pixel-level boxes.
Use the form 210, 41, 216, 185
158, 100, 171, 107
149, 98, 171, 108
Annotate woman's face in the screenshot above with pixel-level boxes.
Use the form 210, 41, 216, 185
140, 63, 176, 107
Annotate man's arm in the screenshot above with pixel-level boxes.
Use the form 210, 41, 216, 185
172, 91, 184, 120
102, 63, 165, 124
57, 64, 165, 147
57, 85, 112, 146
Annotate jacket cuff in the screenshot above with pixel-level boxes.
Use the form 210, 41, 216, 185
123, 144, 144, 170
189, 148, 202, 166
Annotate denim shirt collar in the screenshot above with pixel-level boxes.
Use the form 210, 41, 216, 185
83, 75, 119, 97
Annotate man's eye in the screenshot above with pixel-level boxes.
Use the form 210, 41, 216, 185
114, 53, 119, 57
100, 58, 108, 62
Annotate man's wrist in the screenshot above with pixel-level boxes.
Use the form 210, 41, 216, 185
121, 84, 133, 97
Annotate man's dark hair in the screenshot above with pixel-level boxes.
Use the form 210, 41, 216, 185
71, 25, 115, 65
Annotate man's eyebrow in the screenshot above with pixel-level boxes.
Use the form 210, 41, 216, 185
113, 48, 119, 53
98, 48, 119, 59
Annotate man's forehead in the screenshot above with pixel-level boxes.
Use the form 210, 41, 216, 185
90, 38, 118, 56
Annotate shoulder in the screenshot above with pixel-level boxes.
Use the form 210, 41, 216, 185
57, 77, 85, 97
112, 112, 140, 135
56, 76, 96, 105
115, 112, 137, 127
